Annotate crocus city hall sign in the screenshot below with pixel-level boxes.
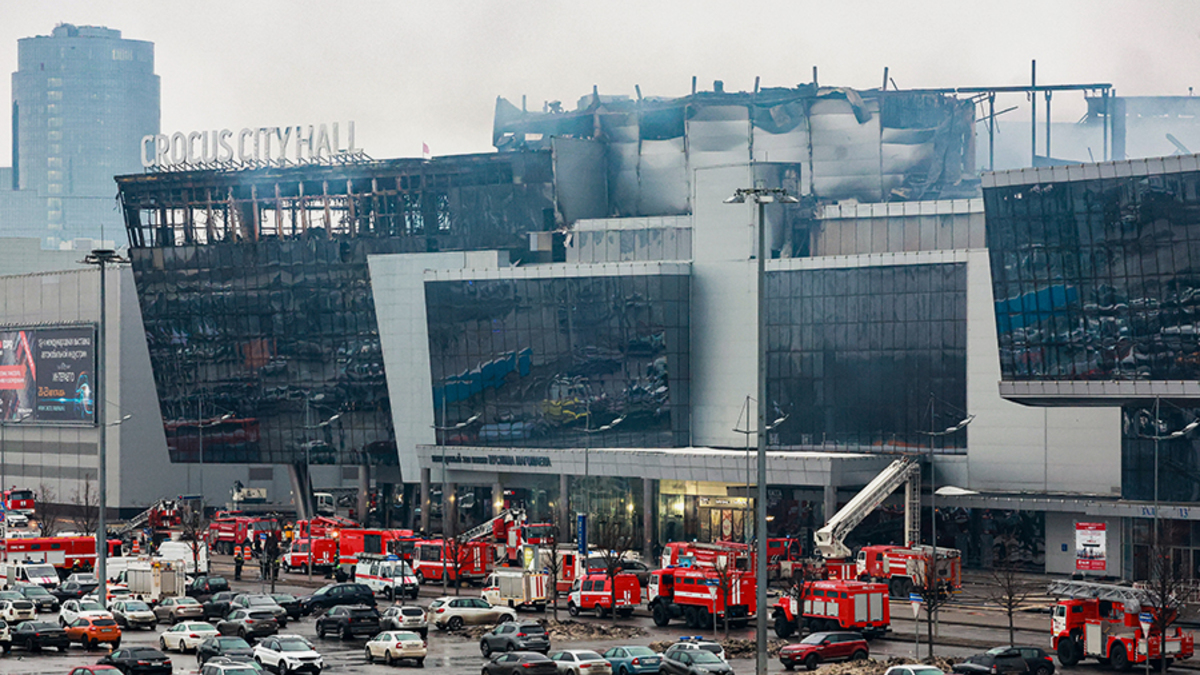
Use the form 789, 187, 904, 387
141, 121, 360, 168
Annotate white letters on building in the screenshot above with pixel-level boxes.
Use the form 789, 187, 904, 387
142, 122, 359, 168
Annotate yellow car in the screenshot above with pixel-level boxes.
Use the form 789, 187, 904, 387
365, 630, 426, 667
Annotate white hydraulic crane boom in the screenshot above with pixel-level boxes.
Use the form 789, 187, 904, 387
813, 457, 921, 559
460, 508, 526, 542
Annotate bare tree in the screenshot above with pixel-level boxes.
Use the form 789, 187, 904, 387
71, 479, 100, 534
1144, 530, 1190, 674
711, 556, 737, 637
178, 500, 208, 575
984, 560, 1035, 645
913, 550, 954, 660
442, 534, 471, 597
34, 483, 60, 537
591, 518, 635, 622
538, 528, 564, 621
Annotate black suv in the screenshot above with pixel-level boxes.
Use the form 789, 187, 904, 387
187, 576, 231, 601
299, 583, 376, 615
480, 621, 551, 656
953, 646, 1055, 675
316, 604, 381, 639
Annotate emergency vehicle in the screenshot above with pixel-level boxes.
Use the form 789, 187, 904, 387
413, 539, 493, 585
771, 579, 890, 638
295, 515, 358, 539
855, 544, 961, 598
206, 514, 279, 554
1049, 579, 1194, 669
659, 538, 806, 580
355, 553, 420, 600
535, 546, 589, 594
283, 537, 339, 573
647, 565, 755, 629
123, 559, 187, 603
3, 488, 35, 515
568, 572, 639, 618
483, 568, 549, 611
0, 560, 60, 588
335, 529, 418, 567
2, 535, 118, 571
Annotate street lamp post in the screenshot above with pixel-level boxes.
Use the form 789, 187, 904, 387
432, 413, 480, 594
196, 404, 234, 503
304, 410, 342, 582
733, 399, 786, 544
583, 414, 624, 518
916, 407, 974, 643
725, 186, 798, 675
82, 248, 128, 609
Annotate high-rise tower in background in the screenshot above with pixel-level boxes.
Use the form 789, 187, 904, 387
3, 24, 158, 249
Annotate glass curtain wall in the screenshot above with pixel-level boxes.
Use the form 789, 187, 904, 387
765, 264, 968, 451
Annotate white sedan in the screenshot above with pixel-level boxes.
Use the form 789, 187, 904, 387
253, 634, 325, 674
59, 599, 112, 625
550, 649, 613, 675
159, 621, 219, 652
365, 630, 426, 667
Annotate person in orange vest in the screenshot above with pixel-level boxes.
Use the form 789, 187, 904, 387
233, 544, 244, 581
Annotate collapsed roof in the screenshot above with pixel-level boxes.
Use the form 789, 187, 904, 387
494, 82, 978, 216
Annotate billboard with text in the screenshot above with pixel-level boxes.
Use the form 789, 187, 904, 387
0, 326, 96, 425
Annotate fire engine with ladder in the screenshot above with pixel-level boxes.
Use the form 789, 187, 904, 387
413, 508, 529, 585
1049, 579, 1194, 670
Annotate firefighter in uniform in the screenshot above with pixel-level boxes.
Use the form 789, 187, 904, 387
233, 544, 244, 581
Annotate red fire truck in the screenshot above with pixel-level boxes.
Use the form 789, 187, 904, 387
412, 539, 493, 585
856, 544, 961, 598
568, 572, 641, 618
771, 579, 891, 638
207, 514, 279, 554
3, 488, 35, 515
659, 538, 805, 579
1049, 580, 1194, 669
335, 529, 418, 566
283, 537, 339, 573
295, 516, 358, 539
2, 535, 120, 571
647, 565, 756, 629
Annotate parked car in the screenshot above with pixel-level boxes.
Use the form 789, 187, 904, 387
252, 634, 325, 674
84, 585, 134, 606
200, 660, 264, 675
664, 637, 726, 662
483, 651, 557, 675
187, 576, 231, 600
66, 667, 121, 675
952, 646, 1055, 675
153, 596, 205, 623
315, 604, 381, 640
298, 583, 376, 615
480, 621, 551, 656
269, 593, 302, 620
65, 616, 122, 649
363, 629, 424, 666
159, 620, 220, 652
18, 584, 61, 612
5, 511, 29, 528
428, 596, 516, 630
60, 598, 112, 625
380, 605, 428, 638
217, 608, 279, 640
111, 600, 158, 630
659, 648, 735, 675
205, 591, 241, 620
231, 594, 289, 627
198, 635, 256, 665
68, 573, 100, 585
778, 632, 869, 671
53, 579, 99, 600
10, 619, 70, 652
0, 618, 10, 653
0, 598, 36, 623
602, 645, 662, 675
98, 646, 173, 674
550, 649, 613, 675
885, 667, 946, 675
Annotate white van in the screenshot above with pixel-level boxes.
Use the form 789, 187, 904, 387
156, 541, 209, 575
0, 561, 59, 589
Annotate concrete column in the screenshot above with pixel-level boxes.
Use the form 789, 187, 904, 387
287, 463, 311, 522
446, 482, 458, 537
823, 484, 838, 526
492, 480, 504, 517
419, 468, 431, 534
558, 473, 569, 537
642, 478, 654, 561
357, 462, 370, 526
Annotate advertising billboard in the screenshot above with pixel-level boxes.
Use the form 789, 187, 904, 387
0, 326, 96, 425
1075, 522, 1107, 572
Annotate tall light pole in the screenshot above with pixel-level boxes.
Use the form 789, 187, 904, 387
196, 405, 234, 502
82, 248, 128, 609
1140, 398, 1200, 553
917, 406, 973, 643
733, 399, 786, 543
725, 185, 798, 675
583, 414, 624, 517
432, 413, 480, 594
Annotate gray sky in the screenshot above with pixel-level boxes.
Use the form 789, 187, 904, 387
3, 0, 1199, 160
